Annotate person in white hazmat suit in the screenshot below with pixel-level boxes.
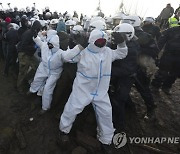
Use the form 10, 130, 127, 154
29, 29, 84, 114
59, 29, 128, 153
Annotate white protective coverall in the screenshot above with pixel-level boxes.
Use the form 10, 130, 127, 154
59, 29, 128, 144
30, 30, 81, 110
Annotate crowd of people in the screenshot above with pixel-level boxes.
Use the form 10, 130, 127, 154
0, 3, 180, 154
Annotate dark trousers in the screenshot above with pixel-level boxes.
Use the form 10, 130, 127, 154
4, 46, 18, 75
17, 52, 38, 93
2, 41, 7, 59
0, 42, 4, 60
111, 76, 134, 130
152, 54, 180, 89
135, 69, 155, 109
111, 70, 154, 130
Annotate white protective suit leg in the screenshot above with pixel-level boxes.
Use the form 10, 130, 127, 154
59, 91, 91, 133
37, 86, 44, 96
42, 74, 60, 110
92, 94, 115, 145
30, 66, 48, 93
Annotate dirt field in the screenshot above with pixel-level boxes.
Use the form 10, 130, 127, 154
0, 60, 179, 154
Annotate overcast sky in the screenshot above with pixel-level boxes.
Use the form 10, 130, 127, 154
0, 0, 179, 18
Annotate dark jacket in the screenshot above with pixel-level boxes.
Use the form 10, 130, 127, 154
17, 20, 42, 56
6, 28, 19, 45
0, 21, 9, 41
112, 39, 140, 77
6, 28, 19, 53
142, 24, 161, 41
18, 17, 29, 41
26, 12, 34, 19
135, 28, 159, 59
57, 31, 70, 50
158, 26, 180, 54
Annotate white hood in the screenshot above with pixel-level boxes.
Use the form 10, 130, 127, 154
46, 30, 59, 49
48, 35, 60, 49
88, 29, 108, 44
47, 29, 57, 40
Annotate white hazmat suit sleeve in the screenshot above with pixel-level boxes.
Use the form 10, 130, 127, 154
33, 36, 44, 48
62, 45, 83, 63
111, 42, 128, 62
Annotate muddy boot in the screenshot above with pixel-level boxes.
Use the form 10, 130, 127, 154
101, 143, 113, 154
58, 131, 70, 150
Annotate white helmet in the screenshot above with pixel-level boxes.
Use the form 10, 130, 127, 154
144, 17, 155, 24
71, 25, 83, 34
89, 20, 106, 31
22, 14, 27, 18
45, 12, 51, 19
65, 19, 76, 26
121, 15, 141, 27
59, 17, 64, 21
113, 23, 135, 41
65, 13, 72, 20
50, 19, 58, 25
90, 16, 105, 23
49, 19, 58, 30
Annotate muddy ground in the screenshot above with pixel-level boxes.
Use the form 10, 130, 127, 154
0, 60, 179, 154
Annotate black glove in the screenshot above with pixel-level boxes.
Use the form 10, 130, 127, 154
72, 32, 89, 48
111, 32, 125, 44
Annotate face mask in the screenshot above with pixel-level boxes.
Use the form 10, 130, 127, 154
47, 42, 54, 49
94, 38, 106, 48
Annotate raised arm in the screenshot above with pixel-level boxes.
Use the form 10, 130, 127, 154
111, 42, 128, 62
61, 45, 84, 63
33, 36, 43, 48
